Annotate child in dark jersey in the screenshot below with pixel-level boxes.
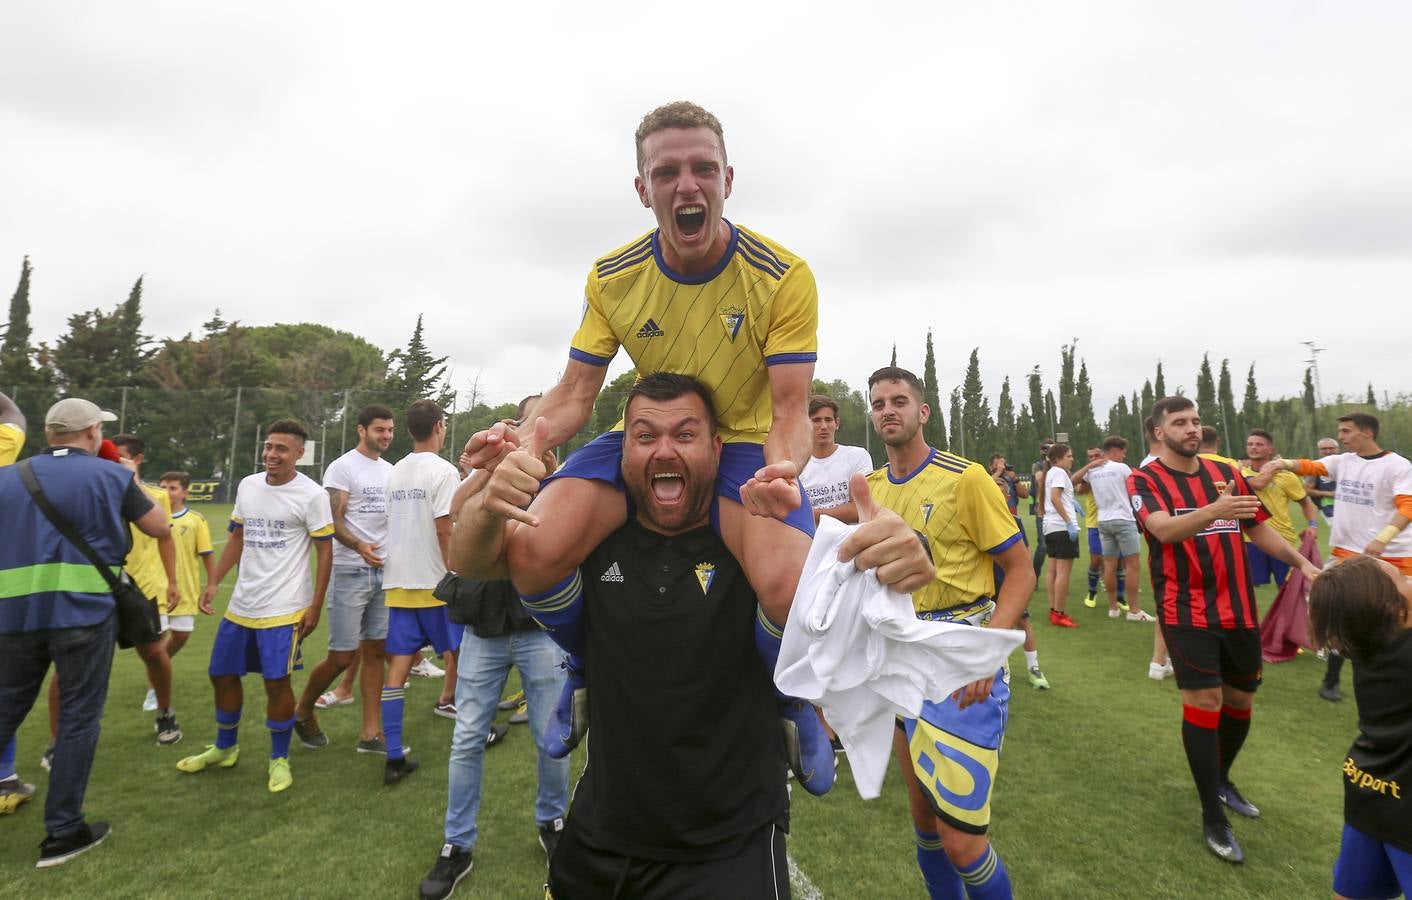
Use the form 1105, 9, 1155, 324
1309, 555, 1412, 900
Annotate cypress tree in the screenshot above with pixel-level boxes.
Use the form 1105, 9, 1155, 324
960, 348, 992, 459
948, 388, 963, 456
0, 256, 36, 384
922, 330, 945, 450
1154, 361, 1166, 398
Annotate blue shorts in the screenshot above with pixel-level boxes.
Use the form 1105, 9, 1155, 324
904, 604, 1010, 834
1087, 527, 1102, 556
209, 617, 302, 681
386, 605, 459, 657
1333, 824, 1412, 899
1246, 544, 1290, 588
547, 431, 815, 537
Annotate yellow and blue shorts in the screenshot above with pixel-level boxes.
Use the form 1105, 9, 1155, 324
902, 603, 1010, 834
547, 431, 815, 537
208, 617, 302, 681
386, 605, 458, 657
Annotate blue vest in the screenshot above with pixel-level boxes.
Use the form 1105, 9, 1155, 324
0, 448, 135, 632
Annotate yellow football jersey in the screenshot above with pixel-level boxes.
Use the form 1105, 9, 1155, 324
1242, 466, 1306, 546
169, 507, 213, 616
126, 483, 172, 602
569, 223, 818, 444
0, 422, 22, 466
1077, 491, 1098, 528
866, 449, 1024, 613
386, 588, 443, 609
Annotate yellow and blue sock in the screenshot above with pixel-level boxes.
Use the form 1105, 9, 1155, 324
1117, 565, 1127, 600
915, 828, 965, 899
267, 716, 294, 760
0, 736, 16, 781
382, 686, 405, 761
520, 571, 586, 660
956, 843, 1012, 900
1086, 567, 1100, 595
215, 707, 240, 750
753, 605, 785, 684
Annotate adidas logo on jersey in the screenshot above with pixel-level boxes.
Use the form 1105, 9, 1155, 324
600, 562, 624, 583
636, 318, 665, 339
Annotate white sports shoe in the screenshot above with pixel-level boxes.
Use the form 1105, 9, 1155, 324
142, 689, 158, 712
410, 657, 445, 678
1148, 661, 1173, 681
1127, 610, 1156, 622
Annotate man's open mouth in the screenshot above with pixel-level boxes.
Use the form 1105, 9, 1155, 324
651, 472, 685, 503
675, 205, 706, 237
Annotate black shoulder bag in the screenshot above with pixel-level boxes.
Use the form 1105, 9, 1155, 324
18, 458, 162, 649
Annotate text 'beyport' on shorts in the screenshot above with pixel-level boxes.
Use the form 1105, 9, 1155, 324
546, 431, 816, 537
386, 605, 458, 658
1160, 623, 1262, 693
1097, 518, 1141, 558
208, 617, 302, 681
327, 564, 389, 651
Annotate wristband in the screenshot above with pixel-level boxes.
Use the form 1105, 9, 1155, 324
1307, 520, 1318, 529
1377, 525, 1401, 544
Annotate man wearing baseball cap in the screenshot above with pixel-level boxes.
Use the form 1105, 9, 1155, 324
0, 396, 173, 867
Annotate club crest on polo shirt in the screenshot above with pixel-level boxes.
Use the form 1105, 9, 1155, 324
719, 305, 745, 342
921, 501, 935, 524
694, 562, 716, 595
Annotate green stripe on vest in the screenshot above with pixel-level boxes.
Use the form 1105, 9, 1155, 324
0, 562, 120, 599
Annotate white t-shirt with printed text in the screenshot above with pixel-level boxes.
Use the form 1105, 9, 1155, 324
800, 445, 875, 511
229, 472, 335, 622
322, 448, 392, 566
1086, 460, 1136, 522
1042, 466, 1078, 535
383, 452, 461, 590
1318, 451, 1412, 557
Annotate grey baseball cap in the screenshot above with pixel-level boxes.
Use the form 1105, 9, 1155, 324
45, 397, 118, 431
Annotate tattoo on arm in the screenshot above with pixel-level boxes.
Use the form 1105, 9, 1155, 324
327, 488, 360, 550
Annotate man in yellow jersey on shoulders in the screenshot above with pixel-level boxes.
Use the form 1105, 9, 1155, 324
177, 420, 333, 793
459, 100, 833, 792
864, 366, 1034, 900
111, 434, 183, 746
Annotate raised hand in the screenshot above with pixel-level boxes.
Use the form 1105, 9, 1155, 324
462, 420, 522, 471
1206, 479, 1263, 521
481, 417, 553, 527
835, 474, 935, 594
740, 460, 803, 520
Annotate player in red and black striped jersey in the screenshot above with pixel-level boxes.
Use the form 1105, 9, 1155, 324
1127, 396, 1320, 865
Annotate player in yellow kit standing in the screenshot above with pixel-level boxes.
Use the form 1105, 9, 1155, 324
158, 471, 216, 657
864, 367, 1035, 900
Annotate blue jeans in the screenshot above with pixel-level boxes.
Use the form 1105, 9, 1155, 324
444, 625, 569, 849
0, 614, 116, 837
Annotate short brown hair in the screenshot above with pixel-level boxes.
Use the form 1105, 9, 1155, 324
1046, 443, 1071, 463
625, 372, 717, 433
1151, 395, 1195, 425
1338, 412, 1380, 438
159, 471, 191, 488
1247, 428, 1274, 444
635, 101, 726, 174
809, 395, 840, 418
1102, 436, 1128, 451
1200, 426, 1220, 447
867, 366, 925, 400
1309, 556, 1408, 663
1142, 416, 1157, 440
267, 419, 308, 443
405, 400, 443, 442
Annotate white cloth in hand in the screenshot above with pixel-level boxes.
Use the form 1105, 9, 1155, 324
774, 516, 1024, 799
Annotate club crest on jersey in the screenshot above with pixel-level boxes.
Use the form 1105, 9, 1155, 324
694, 562, 716, 595
921, 501, 935, 524
636, 318, 665, 339
719, 306, 745, 342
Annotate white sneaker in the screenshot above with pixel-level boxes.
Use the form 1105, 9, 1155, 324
1148, 662, 1170, 681
1126, 610, 1156, 622
142, 689, 158, 712
410, 657, 445, 678
1108, 609, 1121, 618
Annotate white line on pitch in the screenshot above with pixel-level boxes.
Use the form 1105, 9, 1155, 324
788, 855, 824, 900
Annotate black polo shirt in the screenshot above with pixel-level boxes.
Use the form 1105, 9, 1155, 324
1345, 630, 1412, 852
568, 518, 787, 862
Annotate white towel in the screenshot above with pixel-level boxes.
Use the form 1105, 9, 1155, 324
775, 516, 1024, 799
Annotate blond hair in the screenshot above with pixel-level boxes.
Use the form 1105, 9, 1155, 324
635, 101, 726, 173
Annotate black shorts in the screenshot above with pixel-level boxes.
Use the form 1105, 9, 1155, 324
1043, 531, 1080, 560
548, 817, 790, 899
1160, 624, 1263, 693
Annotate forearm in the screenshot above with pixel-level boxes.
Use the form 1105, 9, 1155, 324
435, 518, 453, 568
201, 554, 216, 584
1245, 469, 1275, 490
311, 544, 332, 608
332, 522, 363, 550
158, 534, 178, 585
989, 546, 1035, 629
516, 368, 600, 450
450, 492, 512, 580
1299, 498, 1319, 527
209, 534, 243, 586
1144, 509, 1220, 544
764, 407, 811, 471
1250, 522, 1308, 569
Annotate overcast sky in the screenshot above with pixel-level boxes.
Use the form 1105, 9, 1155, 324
3, 2, 1409, 417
